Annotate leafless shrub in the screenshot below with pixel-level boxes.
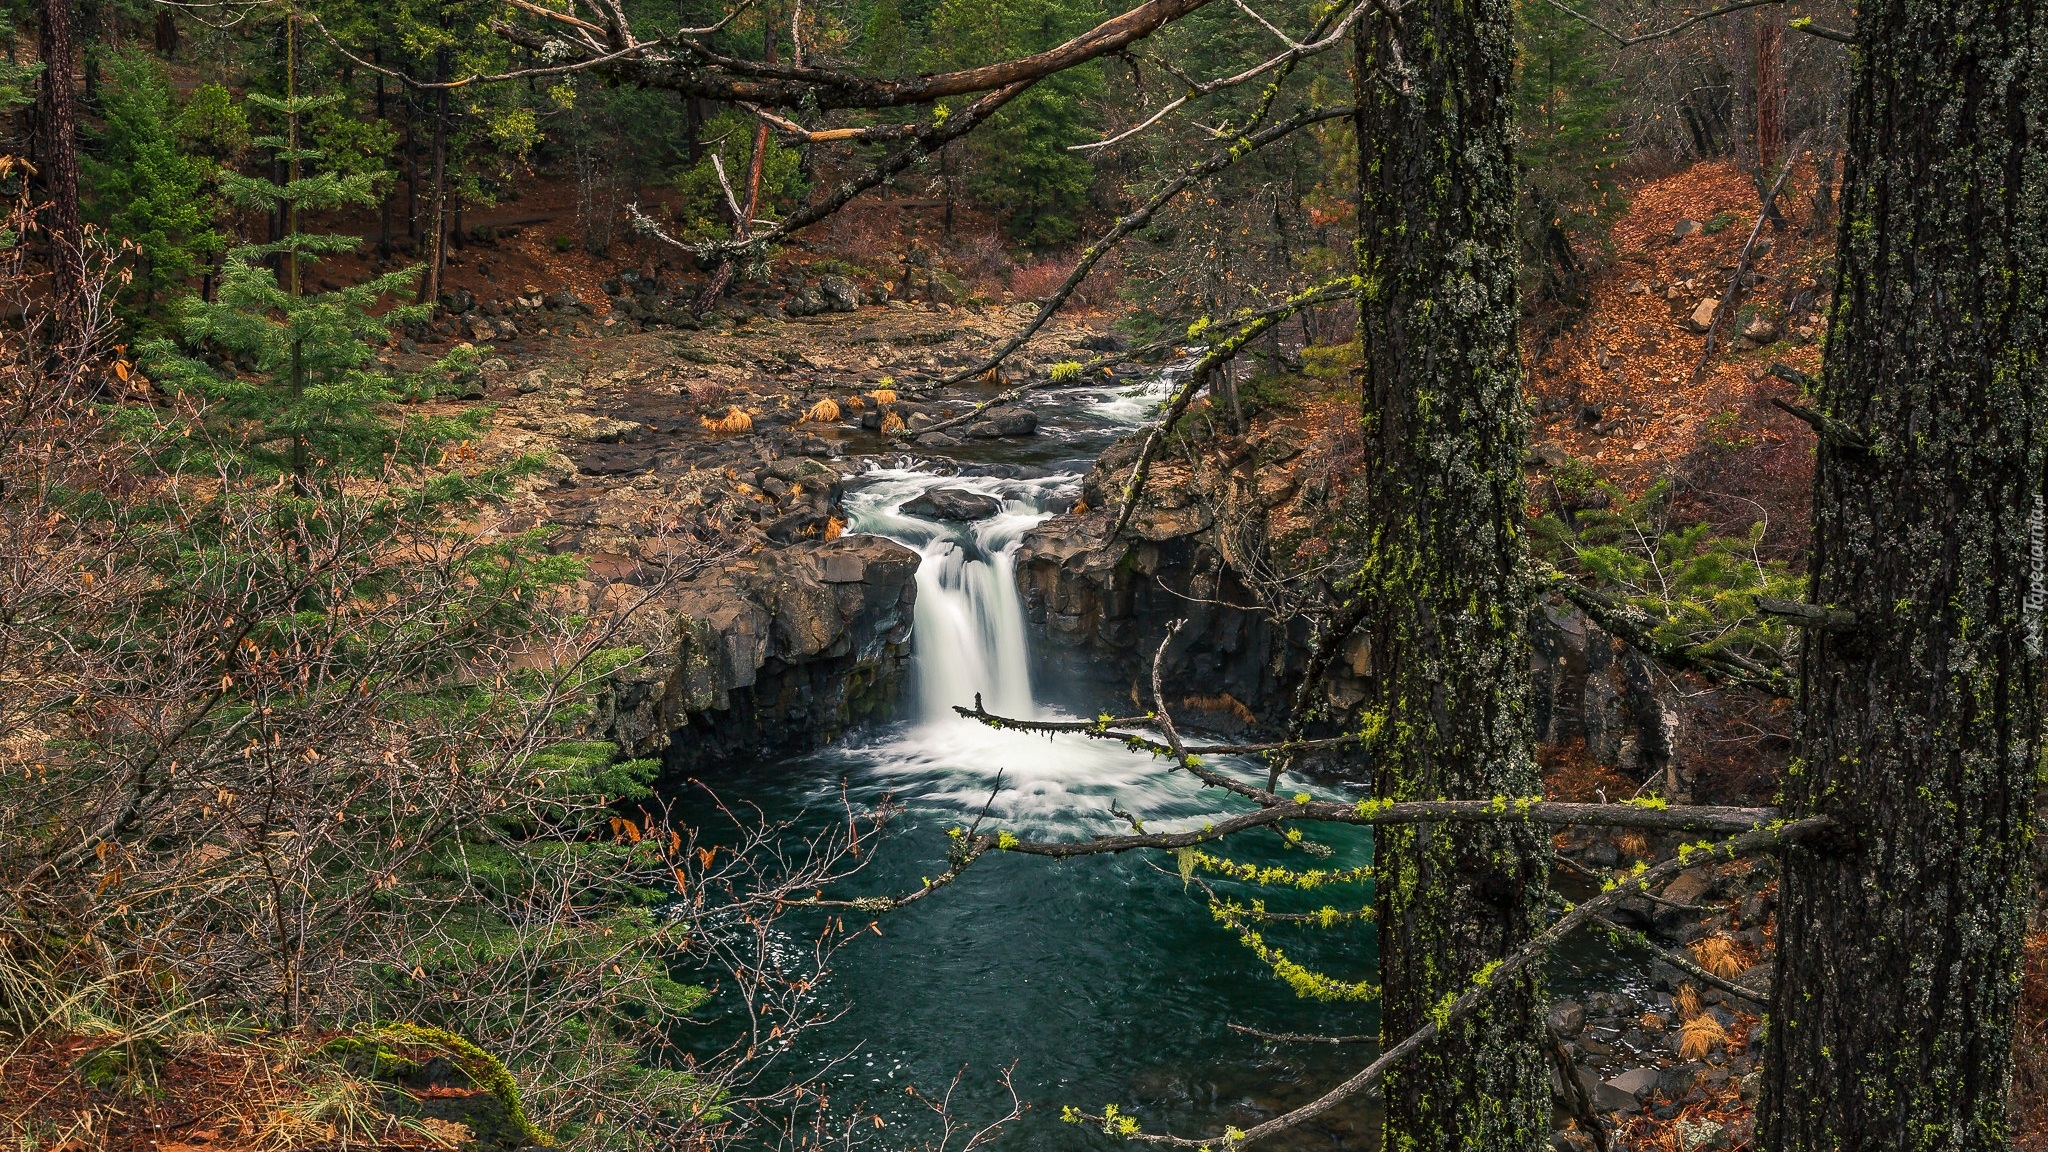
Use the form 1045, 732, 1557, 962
0, 200, 884, 1147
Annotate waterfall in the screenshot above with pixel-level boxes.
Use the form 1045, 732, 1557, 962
842, 464, 1073, 725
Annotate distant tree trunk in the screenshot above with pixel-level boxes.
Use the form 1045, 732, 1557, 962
739, 21, 775, 235
35, 0, 83, 332
1354, 3, 1548, 1151
1760, 4, 2048, 1150
417, 53, 449, 307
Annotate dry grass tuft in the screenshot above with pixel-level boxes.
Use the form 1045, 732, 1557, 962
1690, 933, 1751, 979
824, 516, 845, 540
880, 412, 906, 435
700, 408, 754, 434
801, 398, 841, 423
1675, 983, 1702, 1019
1678, 1013, 1729, 1060
1615, 830, 1650, 859
840, 394, 866, 411
1639, 1011, 1667, 1032
871, 388, 898, 404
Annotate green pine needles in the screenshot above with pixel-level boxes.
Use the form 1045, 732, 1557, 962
141, 84, 474, 485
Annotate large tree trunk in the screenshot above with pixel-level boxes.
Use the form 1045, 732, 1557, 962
1354, 3, 1547, 1150
1759, 4, 2048, 1150
35, 0, 83, 330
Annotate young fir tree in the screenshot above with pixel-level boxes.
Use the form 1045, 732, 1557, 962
84, 49, 222, 332
1353, 1, 1548, 1149
142, 61, 449, 487
1760, 3, 2048, 1147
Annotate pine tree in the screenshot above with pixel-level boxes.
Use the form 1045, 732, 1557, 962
1354, 2, 1549, 1149
1760, 3, 2048, 1147
141, 28, 453, 488
84, 49, 222, 331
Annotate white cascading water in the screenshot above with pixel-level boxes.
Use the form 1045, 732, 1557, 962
842, 464, 1066, 721
828, 369, 1238, 828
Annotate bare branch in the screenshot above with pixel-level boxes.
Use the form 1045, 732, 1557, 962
1232, 0, 1302, 48
1226, 1023, 1373, 1044
1538, 0, 1787, 48
1589, 914, 1768, 1006
1103, 817, 1831, 1147
1109, 279, 1360, 541
309, 11, 683, 90
1789, 15, 1853, 43
1694, 133, 1811, 376
894, 103, 1352, 411
497, 0, 1220, 110
1072, 0, 1368, 151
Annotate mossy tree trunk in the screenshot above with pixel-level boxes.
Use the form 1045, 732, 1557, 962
1760, 4, 2048, 1149
1353, 3, 1547, 1150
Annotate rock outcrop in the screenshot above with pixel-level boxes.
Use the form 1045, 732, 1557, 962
594, 533, 919, 770
1014, 429, 1331, 737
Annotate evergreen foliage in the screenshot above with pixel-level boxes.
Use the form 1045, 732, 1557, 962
82, 50, 221, 330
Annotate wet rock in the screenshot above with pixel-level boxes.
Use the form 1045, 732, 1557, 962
594, 534, 919, 766
532, 413, 644, 443
903, 487, 1002, 522
1605, 1067, 1660, 1104
787, 287, 828, 317
1657, 1063, 1704, 1098
1662, 870, 1713, 905
818, 275, 864, 313
962, 406, 1039, 438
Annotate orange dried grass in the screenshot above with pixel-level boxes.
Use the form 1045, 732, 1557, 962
1690, 933, 1751, 979
1678, 1014, 1729, 1060
700, 408, 754, 434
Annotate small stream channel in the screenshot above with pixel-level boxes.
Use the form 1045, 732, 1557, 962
675, 369, 1646, 1148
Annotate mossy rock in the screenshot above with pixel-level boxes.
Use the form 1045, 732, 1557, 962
325, 1024, 551, 1149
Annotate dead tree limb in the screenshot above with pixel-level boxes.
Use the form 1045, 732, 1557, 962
493, 0, 1218, 110
1693, 134, 1810, 377
1539, 0, 1785, 47
896, 103, 1352, 407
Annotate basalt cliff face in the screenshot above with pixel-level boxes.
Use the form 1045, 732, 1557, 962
1014, 419, 1689, 794
592, 533, 919, 771
1014, 424, 1346, 737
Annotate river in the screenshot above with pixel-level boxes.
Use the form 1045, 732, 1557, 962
675, 368, 1636, 1149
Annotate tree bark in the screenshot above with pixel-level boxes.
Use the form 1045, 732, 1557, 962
1354, 3, 1547, 1151
35, 0, 83, 330
418, 53, 449, 307
1760, 4, 2048, 1150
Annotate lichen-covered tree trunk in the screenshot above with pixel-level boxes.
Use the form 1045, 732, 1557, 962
1353, 3, 1548, 1151
1759, 4, 2048, 1150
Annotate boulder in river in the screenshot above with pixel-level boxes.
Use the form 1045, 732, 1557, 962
903, 487, 1002, 521
962, 406, 1038, 438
